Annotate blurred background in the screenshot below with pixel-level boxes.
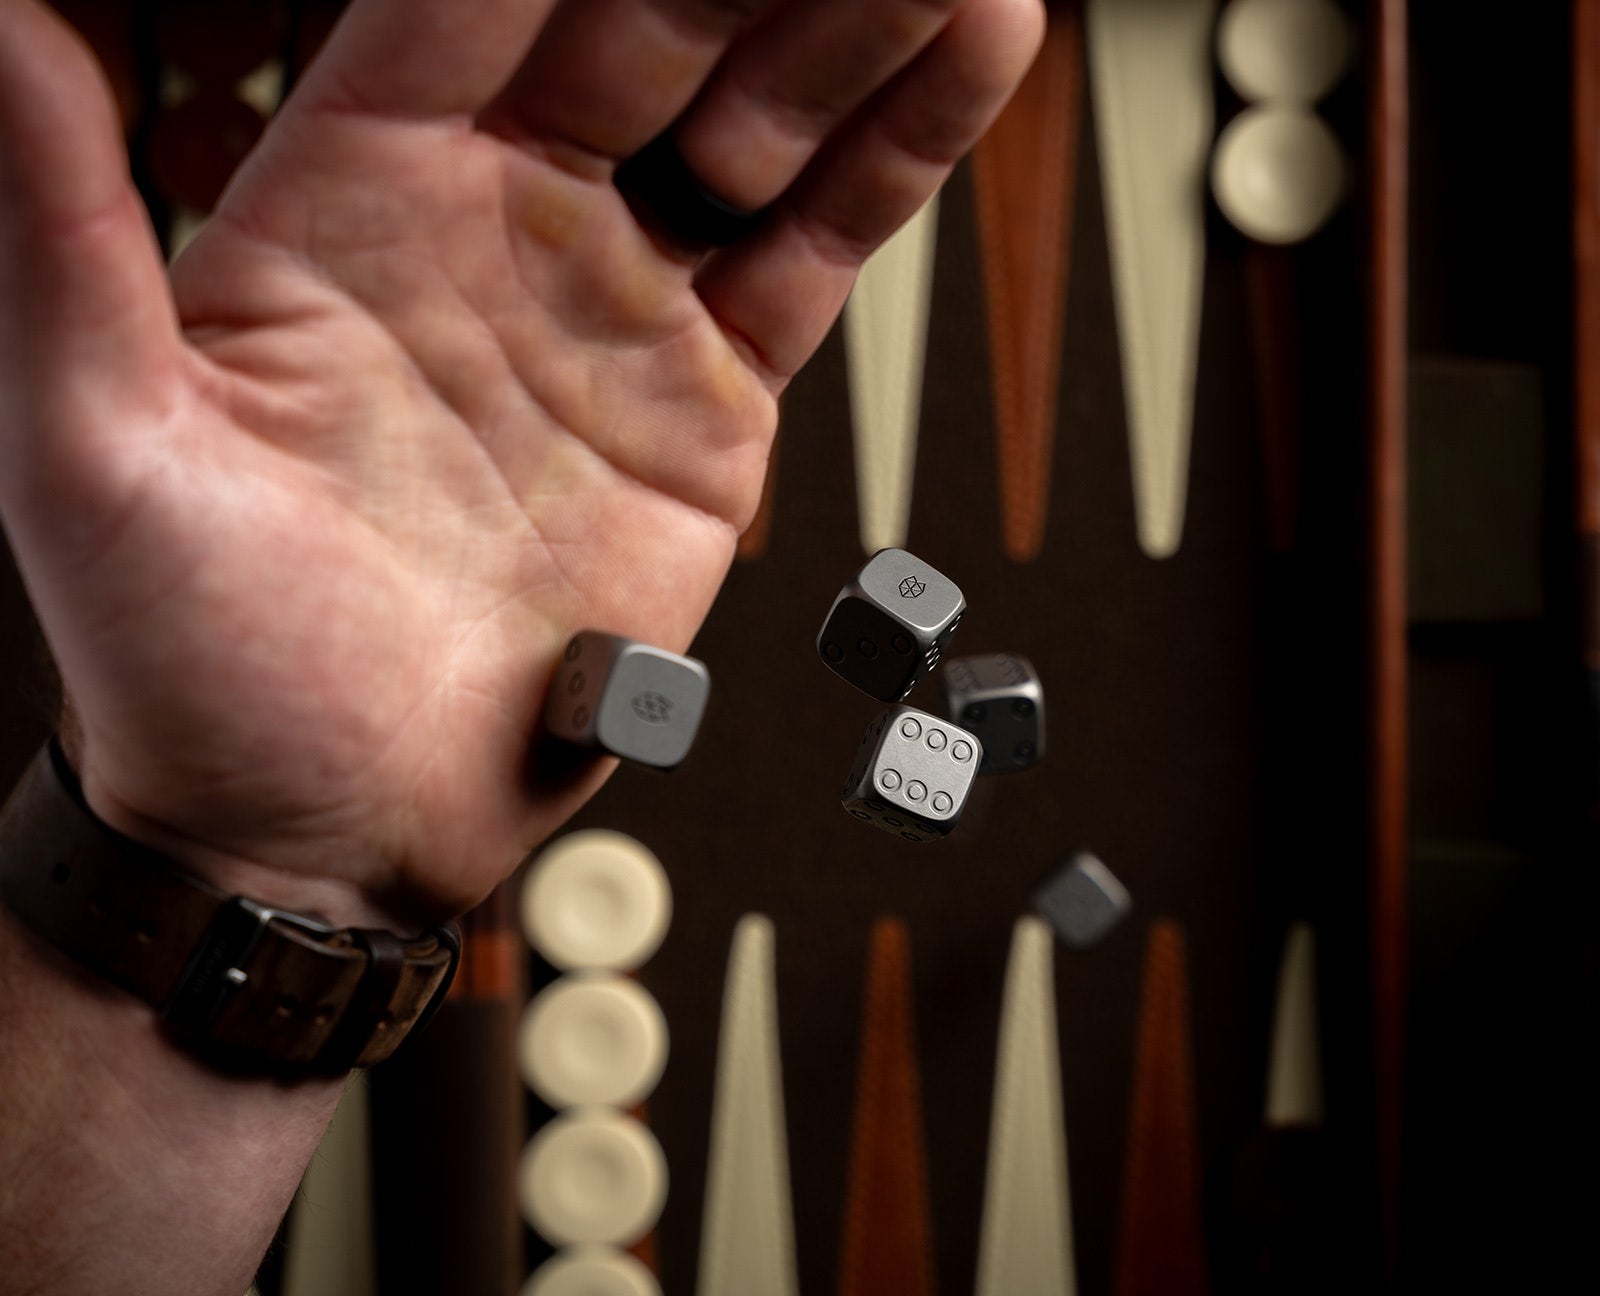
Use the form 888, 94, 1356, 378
1, 1, 1595, 1293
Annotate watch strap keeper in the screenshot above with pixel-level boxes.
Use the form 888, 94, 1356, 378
0, 740, 459, 1073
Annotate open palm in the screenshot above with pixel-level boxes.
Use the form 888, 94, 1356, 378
0, 0, 1041, 926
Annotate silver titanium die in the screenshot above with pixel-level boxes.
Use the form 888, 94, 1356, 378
545, 631, 710, 770
816, 548, 966, 702
1033, 853, 1132, 948
939, 653, 1046, 773
841, 705, 983, 841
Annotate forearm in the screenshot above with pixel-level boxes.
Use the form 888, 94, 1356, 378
0, 901, 344, 1296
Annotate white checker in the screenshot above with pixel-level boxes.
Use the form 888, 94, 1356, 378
521, 1247, 661, 1296
1211, 105, 1346, 246
518, 1110, 668, 1247
1216, 0, 1353, 104
520, 974, 669, 1110
522, 831, 672, 971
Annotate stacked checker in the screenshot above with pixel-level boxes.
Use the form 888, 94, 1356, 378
517, 831, 673, 1296
1210, 0, 1354, 245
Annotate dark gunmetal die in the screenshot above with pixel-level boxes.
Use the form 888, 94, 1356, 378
1033, 853, 1132, 948
938, 653, 1045, 773
816, 548, 966, 702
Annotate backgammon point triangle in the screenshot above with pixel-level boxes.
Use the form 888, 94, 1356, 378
975, 916, 1078, 1296
696, 914, 799, 1296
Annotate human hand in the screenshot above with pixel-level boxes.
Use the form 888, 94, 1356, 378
0, 0, 1042, 928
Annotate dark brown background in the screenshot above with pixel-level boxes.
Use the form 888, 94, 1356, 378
2, 2, 1595, 1293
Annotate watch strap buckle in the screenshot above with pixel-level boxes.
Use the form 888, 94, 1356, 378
0, 742, 463, 1074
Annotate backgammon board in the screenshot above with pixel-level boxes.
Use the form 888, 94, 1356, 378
1, 3, 1594, 1294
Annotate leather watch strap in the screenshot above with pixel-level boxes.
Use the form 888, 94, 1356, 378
0, 742, 458, 1073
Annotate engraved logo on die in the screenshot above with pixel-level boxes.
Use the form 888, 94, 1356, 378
898, 575, 926, 598
631, 692, 673, 724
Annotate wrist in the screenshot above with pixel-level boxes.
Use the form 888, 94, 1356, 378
64, 734, 416, 932
0, 897, 347, 1295
0, 739, 460, 1074
78, 794, 408, 932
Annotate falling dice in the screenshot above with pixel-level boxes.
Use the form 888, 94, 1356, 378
938, 653, 1045, 773
544, 631, 710, 770
841, 705, 983, 842
1033, 853, 1132, 948
816, 548, 966, 702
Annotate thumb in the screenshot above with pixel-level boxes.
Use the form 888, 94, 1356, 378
0, 0, 183, 520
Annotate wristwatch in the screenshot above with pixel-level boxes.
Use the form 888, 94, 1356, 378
0, 740, 459, 1073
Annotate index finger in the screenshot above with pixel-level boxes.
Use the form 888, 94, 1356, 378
696, 0, 1044, 383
